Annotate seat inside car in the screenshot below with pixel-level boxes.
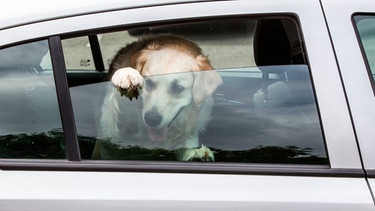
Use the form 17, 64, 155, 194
252, 19, 315, 127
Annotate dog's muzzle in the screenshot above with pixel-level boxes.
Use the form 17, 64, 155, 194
144, 107, 185, 142
144, 110, 167, 142
144, 111, 162, 127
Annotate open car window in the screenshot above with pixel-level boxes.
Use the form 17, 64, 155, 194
64, 17, 327, 164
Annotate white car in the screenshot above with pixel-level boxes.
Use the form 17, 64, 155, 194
0, 0, 375, 210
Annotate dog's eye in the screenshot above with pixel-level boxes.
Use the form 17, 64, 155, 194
171, 82, 184, 94
145, 79, 155, 90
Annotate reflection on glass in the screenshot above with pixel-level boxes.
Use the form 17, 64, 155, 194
0, 41, 65, 159
355, 16, 375, 80
72, 66, 327, 164
62, 37, 95, 70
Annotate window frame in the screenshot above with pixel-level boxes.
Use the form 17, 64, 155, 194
5, 32, 336, 176
49, 36, 81, 161
0, 6, 364, 177
61, 16, 327, 161
352, 13, 375, 97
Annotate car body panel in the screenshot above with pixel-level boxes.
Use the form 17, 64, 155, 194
0, 171, 374, 210
321, 0, 375, 172
0, 0, 363, 169
0, 0, 207, 30
321, 0, 375, 200
0, 0, 374, 209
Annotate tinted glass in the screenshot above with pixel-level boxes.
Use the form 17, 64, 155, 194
64, 18, 327, 164
62, 37, 95, 71
0, 40, 65, 159
354, 15, 375, 83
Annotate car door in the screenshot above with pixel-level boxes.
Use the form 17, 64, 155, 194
321, 0, 375, 201
0, 0, 374, 210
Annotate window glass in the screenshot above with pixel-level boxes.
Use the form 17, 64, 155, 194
65, 18, 327, 164
354, 15, 375, 83
0, 40, 65, 159
100, 31, 138, 70
62, 37, 95, 71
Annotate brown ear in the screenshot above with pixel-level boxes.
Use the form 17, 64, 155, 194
193, 55, 222, 107
129, 50, 149, 75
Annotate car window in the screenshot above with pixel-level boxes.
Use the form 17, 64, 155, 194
63, 17, 327, 164
354, 15, 375, 86
62, 37, 95, 71
0, 40, 65, 159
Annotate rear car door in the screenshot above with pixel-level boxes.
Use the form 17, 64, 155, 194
321, 0, 375, 200
0, 0, 374, 210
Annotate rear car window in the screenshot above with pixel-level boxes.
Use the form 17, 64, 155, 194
63, 17, 327, 164
0, 40, 65, 159
62, 36, 95, 71
354, 15, 375, 89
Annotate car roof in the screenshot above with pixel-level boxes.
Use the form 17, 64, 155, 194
0, 0, 208, 30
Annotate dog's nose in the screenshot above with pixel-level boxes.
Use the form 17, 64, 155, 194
144, 111, 162, 127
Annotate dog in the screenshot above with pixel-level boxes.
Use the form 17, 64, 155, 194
92, 34, 222, 161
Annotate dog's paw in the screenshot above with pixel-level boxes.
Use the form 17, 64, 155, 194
111, 67, 143, 100
184, 145, 215, 162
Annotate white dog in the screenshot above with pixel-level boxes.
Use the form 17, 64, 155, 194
93, 35, 222, 161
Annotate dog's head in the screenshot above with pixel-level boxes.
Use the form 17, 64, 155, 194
130, 47, 222, 142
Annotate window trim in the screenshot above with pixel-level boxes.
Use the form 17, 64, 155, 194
49, 36, 81, 161
59, 16, 329, 165
88, 35, 105, 71
53, 17, 325, 167
0, 159, 364, 178
0, 15, 352, 175
352, 13, 375, 97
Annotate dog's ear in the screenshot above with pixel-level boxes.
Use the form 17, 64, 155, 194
130, 50, 149, 74
193, 55, 222, 107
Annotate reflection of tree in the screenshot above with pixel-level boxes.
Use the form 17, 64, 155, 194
0, 131, 327, 164
213, 145, 327, 164
88, 141, 327, 164
95, 141, 176, 161
0, 129, 66, 159
0, 130, 98, 159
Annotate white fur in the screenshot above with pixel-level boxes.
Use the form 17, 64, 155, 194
111, 67, 143, 89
